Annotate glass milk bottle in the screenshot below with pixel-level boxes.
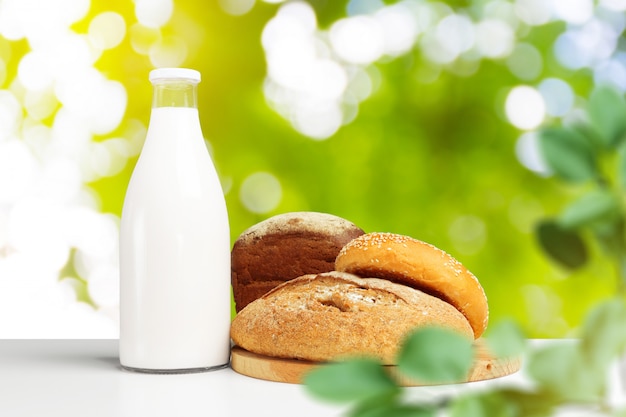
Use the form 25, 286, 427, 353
119, 68, 231, 373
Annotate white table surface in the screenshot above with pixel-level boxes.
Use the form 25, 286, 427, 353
0, 340, 623, 417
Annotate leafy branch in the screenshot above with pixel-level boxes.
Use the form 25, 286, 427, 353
536, 86, 626, 293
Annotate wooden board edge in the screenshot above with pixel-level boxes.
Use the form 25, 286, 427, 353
230, 344, 522, 386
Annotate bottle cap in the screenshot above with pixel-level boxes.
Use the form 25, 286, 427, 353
149, 68, 201, 83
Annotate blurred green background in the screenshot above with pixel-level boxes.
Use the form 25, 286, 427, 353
0, 0, 622, 337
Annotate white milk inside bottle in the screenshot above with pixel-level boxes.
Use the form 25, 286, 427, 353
119, 68, 231, 373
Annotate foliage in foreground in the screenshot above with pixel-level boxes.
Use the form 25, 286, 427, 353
535, 86, 626, 292
304, 85, 626, 416
304, 299, 626, 416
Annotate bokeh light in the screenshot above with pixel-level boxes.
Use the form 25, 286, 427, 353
135, 0, 173, 28
436, 14, 475, 60
554, 18, 619, 70
18, 51, 55, 91
551, 0, 593, 25
2, 0, 626, 339
0, 0, 90, 41
374, 4, 420, 56
514, 0, 552, 26
88, 12, 126, 51
219, 0, 256, 16
0, 0, 155, 338
262, 0, 558, 140
595, 57, 626, 89
149, 35, 188, 68
294, 100, 344, 139
515, 131, 551, 176
259, 0, 626, 141
24, 89, 58, 121
506, 43, 543, 81
474, 19, 515, 58
505, 85, 546, 130
601, 0, 626, 11
130, 24, 161, 55
0, 90, 21, 141
330, 16, 385, 65
538, 78, 574, 117
0, 141, 38, 205
239, 172, 283, 214
56, 69, 128, 135
448, 215, 487, 256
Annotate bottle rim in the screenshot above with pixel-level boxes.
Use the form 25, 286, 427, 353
149, 68, 201, 83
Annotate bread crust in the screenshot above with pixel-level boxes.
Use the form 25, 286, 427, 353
231, 212, 364, 312
230, 271, 473, 364
335, 232, 488, 338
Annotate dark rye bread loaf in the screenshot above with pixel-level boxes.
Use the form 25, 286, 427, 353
231, 212, 364, 312
230, 271, 473, 364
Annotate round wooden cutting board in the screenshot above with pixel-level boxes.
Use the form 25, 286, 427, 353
230, 340, 521, 386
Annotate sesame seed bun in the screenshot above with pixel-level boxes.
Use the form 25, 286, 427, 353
335, 232, 488, 338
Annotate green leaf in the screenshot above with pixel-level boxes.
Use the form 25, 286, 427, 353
618, 143, 626, 189
484, 319, 526, 359
588, 212, 625, 258
571, 122, 607, 150
536, 220, 588, 269
347, 390, 399, 417
350, 403, 435, 417
527, 342, 605, 402
497, 389, 560, 417
558, 188, 620, 230
580, 298, 626, 371
397, 327, 474, 384
303, 358, 398, 403
538, 127, 598, 183
589, 85, 626, 147
450, 395, 486, 417
451, 390, 560, 417
450, 392, 516, 417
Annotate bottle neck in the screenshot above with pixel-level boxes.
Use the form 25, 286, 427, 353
152, 81, 198, 108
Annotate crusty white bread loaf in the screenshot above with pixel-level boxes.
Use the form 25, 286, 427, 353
335, 232, 489, 338
231, 212, 364, 312
230, 271, 473, 364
